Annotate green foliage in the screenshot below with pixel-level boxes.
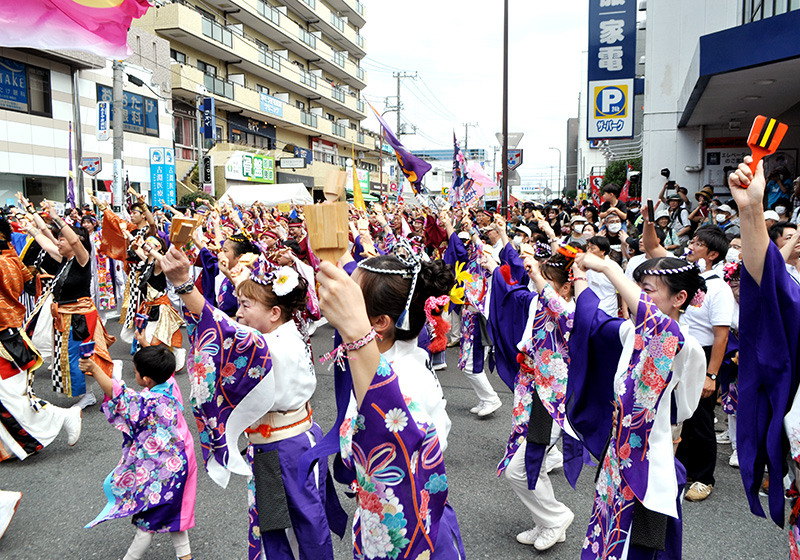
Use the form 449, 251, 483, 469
179, 191, 216, 207
602, 157, 642, 187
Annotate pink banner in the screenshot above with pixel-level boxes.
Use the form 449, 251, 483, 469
0, 0, 151, 58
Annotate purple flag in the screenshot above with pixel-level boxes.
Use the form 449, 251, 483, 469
370, 103, 431, 186
67, 121, 75, 208
450, 132, 467, 206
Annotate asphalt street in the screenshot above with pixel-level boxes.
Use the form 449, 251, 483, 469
0, 320, 789, 559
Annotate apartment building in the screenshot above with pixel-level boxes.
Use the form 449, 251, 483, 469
135, 0, 377, 199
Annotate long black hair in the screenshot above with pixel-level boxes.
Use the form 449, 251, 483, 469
633, 257, 706, 311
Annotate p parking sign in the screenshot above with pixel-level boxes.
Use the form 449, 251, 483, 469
588, 78, 633, 139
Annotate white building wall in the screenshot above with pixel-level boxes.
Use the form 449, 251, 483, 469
641, 0, 740, 199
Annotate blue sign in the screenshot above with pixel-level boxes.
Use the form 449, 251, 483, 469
150, 147, 176, 207
201, 97, 215, 140
294, 146, 313, 166
97, 85, 159, 137
587, 0, 636, 140
0, 57, 28, 112
259, 92, 284, 117
588, 0, 636, 82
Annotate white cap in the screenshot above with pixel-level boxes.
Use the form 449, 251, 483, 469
764, 210, 780, 222
457, 231, 471, 241
516, 225, 532, 238
716, 204, 735, 215
654, 208, 670, 221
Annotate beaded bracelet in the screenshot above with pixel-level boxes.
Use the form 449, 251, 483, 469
319, 328, 382, 369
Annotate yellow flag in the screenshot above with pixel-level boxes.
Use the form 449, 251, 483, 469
351, 143, 366, 210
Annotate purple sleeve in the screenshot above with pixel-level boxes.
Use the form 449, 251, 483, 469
499, 242, 528, 286
443, 232, 467, 267
738, 243, 800, 527
197, 247, 219, 304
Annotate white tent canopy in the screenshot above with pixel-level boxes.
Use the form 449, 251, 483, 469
218, 182, 313, 206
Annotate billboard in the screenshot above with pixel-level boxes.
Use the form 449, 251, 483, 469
587, 0, 636, 140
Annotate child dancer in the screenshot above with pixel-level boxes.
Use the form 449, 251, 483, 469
82, 345, 196, 560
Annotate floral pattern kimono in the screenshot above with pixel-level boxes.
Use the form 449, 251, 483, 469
339, 356, 449, 560
86, 378, 197, 533
579, 293, 704, 560
91, 230, 116, 311
498, 283, 576, 476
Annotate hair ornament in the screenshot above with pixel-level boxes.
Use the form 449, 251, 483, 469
690, 290, 706, 308
723, 261, 741, 282
639, 262, 697, 276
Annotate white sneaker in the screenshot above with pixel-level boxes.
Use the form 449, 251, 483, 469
76, 392, 97, 409
470, 401, 485, 414
729, 450, 739, 468
716, 430, 730, 444
63, 406, 82, 446
516, 527, 541, 545
432, 362, 447, 371
533, 510, 573, 551
546, 446, 564, 473
477, 398, 502, 417
0, 491, 22, 540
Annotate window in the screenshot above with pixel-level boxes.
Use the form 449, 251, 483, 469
198, 61, 216, 76
170, 49, 186, 64
230, 128, 275, 150
257, 84, 270, 95
0, 57, 52, 118
173, 113, 197, 160
296, 100, 305, 110
326, 113, 335, 121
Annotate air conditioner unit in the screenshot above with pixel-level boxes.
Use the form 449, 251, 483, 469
638, 19, 646, 29
638, 0, 646, 10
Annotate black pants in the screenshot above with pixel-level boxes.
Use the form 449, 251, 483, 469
675, 345, 717, 486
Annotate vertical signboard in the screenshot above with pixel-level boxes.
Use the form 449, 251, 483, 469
150, 147, 176, 207
587, 0, 636, 140
97, 101, 110, 141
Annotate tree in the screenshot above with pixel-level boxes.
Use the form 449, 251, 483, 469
601, 157, 642, 187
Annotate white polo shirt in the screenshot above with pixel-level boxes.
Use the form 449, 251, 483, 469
587, 256, 621, 317
680, 269, 735, 347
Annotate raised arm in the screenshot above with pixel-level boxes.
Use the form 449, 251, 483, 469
161, 245, 206, 315
576, 252, 642, 321
729, 157, 769, 285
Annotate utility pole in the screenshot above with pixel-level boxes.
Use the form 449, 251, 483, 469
112, 60, 124, 210
392, 71, 417, 190
463, 122, 478, 154
549, 146, 562, 199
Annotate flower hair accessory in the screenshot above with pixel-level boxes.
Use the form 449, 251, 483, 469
723, 261, 741, 282
424, 295, 451, 337
272, 266, 299, 296
690, 290, 706, 308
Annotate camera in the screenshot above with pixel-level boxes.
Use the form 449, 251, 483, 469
667, 180, 676, 189
661, 168, 671, 179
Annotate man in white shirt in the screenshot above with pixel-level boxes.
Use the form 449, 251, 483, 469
678, 226, 735, 502
585, 236, 620, 317
769, 221, 800, 285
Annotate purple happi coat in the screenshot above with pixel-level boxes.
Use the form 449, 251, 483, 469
86, 378, 197, 533
185, 301, 275, 488
339, 356, 449, 560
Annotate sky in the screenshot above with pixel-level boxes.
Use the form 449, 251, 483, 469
360, 0, 590, 188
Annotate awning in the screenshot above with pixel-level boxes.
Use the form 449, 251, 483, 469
219, 182, 313, 206
679, 10, 800, 128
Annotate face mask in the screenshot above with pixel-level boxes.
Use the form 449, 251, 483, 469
715, 213, 728, 223
775, 206, 787, 215
572, 224, 584, 235
630, 207, 640, 214
583, 230, 593, 239
513, 235, 522, 247
726, 248, 741, 263
607, 223, 622, 234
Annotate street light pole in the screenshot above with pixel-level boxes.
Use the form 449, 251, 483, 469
549, 146, 562, 199
501, 0, 509, 215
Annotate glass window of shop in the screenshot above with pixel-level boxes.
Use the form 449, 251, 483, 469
230, 128, 275, 150
0, 57, 52, 118
0, 174, 65, 205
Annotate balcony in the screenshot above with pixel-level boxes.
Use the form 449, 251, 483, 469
301, 0, 315, 7
257, 0, 280, 25
298, 27, 317, 49
300, 69, 317, 89
301, 111, 317, 128
333, 51, 345, 68
204, 73, 235, 99
357, 131, 365, 144
332, 122, 347, 138
202, 18, 233, 48
258, 48, 281, 71
330, 12, 345, 33
326, 0, 366, 28
332, 86, 346, 102
357, 98, 364, 113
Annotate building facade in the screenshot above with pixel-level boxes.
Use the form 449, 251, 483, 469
134, 0, 376, 201
641, 1, 800, 200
